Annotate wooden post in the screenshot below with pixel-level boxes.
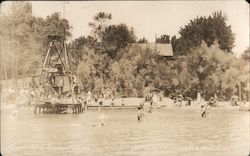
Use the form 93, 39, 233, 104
239, 81, 241, 102
41, 42, 53, 74
14, 53, 19, 105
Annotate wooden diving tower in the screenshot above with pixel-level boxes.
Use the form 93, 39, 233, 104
34, 30, 82, 114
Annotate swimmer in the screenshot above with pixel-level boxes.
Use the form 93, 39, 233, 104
201, 105, 208, 118
98, 114, 108, 126
92, 123, 105, 127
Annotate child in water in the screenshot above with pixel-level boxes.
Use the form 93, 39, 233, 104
201, 106, 206, 118
201, 105, 208, 118
137, 101, 144, 121
137, 105, 143, 121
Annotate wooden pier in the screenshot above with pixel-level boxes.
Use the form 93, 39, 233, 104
86, 105, 138, 110
34, 102, 83, 114
34, 102, 139, 114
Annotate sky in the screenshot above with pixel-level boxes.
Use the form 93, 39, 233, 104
2, 1, 249, 56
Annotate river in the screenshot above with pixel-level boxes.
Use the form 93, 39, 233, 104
1, 108, 249, 156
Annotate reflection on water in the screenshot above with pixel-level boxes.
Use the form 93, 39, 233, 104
1, 108, 249, 156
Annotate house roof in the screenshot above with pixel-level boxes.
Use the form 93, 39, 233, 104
131, 43, 173, 57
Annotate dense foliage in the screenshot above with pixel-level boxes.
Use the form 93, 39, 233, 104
0, 2, 71, 79
172, 11, 235, 55
1, 2, 248, 101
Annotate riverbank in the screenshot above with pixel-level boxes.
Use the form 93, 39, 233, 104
84, 97, 249, 111
1, 97, 249, 111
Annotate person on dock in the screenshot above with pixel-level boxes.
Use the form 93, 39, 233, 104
81, 96, 88, 111
197, 91, 202, 105
98, 94, 103, 111
87, 90, 92, 103
92, 94, 97, 103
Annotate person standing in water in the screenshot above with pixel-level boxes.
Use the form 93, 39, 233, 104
177, 93, 183, 107
111, 96, 114, 107
201, 105, 207, 117
148, 101, 153, 113
137, 102, 144, 121
148, 94, 154, 113
201, 103, 211, 118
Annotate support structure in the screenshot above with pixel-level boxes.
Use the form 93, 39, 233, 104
34, 28, 81, 114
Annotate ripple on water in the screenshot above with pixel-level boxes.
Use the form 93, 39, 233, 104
1, 109, 249, 156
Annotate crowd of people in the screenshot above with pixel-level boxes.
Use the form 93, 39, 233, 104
1, 85, 249, 120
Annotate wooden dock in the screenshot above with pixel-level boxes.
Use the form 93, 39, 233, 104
34, 102, 139, 114
34, 102, 83, 114
86, 105, 138, 110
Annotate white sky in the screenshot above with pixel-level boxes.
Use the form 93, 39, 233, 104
2, 1, 249, 56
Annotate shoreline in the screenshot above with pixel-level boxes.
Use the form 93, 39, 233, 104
1, 97, 249, 111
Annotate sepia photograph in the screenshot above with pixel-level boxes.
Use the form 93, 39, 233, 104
0, 1, 249, 156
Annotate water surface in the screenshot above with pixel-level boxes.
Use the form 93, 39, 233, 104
1, 108, 249, 156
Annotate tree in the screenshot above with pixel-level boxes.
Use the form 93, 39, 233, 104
137, 37, 148, 43
89, 12, 112, 42
175, 11, 235, 55
0, 2, 72, 79
241, 47, 250, 61
155, 34, 170, 44
43, 12, 71, 44
102, 24, 136, 58
68, 36, 97, 69
186, 41, 242, 99
88, 12, 136, 58
0, 1, 38, 79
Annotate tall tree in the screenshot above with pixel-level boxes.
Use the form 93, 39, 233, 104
89, 12, 112, 42
102, 24, 136, 58
175, 11, 235, 55
43, 12, 71, 44
88, 12, 136, 58
0, 2, 72, 79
